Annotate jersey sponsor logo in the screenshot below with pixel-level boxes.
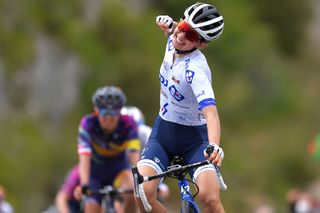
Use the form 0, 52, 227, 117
161, 103, 168, 115
159, 74, 168, 87
197, 113, 205, 121
172, 76, 180, 84
169, 85, 185, 101
162, 61, 170, 71
168, 38, 174, 51
184, 58, 191, 70
154, 157, 160, 163
185, 70, 195, 84
140, 147, 149, 159
178, 115, 186, 121
171, 101, 189, 109
196, 90, 205, 99
160, 88, 168, 98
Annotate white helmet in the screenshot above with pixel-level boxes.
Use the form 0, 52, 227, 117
121, 106, 145, 126
183, 3, 224, 42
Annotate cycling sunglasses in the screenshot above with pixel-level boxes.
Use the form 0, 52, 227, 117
98, 108, 120, 117
177, 20, 201, 43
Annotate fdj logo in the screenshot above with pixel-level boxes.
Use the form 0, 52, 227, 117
159, 74, 168, 87
169, 85, 185, 101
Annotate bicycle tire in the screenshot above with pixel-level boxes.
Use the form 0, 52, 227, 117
181, 200, 198, 213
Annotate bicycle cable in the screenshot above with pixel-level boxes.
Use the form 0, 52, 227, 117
167, 175, 200, 199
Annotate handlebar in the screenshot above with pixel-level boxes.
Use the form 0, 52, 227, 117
86, 185, 133, 196
132, 159, 227, 212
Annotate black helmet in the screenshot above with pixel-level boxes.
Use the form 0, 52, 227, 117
183, 3, 224, 42
92, 86, 126, 114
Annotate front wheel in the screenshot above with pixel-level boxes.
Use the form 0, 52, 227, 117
181, 200, 198, 213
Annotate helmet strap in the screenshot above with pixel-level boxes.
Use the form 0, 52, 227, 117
175, 47, 197, 55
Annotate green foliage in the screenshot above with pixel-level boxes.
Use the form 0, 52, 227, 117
252, 0, 312, 56
0, 115, 75, 212
28, 0, 82, 36
0, 29, 34, 74
0, 18, 34, 74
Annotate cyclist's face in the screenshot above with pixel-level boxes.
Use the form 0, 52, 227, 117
95, 108, 120, 132
172, 21, 201, 51
98, 114, 120, 132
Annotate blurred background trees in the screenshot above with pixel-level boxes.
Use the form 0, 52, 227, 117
0, 0, 320, 212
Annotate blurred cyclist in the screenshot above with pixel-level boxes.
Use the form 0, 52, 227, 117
0, 185, 14, 213
55, 165, 80, 213
121, 106, 151, 148
78, 86, 140, 213
135, 3, 225, 213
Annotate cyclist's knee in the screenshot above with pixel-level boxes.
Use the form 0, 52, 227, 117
139, 185, 158, 201
134, 183, 158, 208
198, 191, 222, 209
136, 166, 160, 198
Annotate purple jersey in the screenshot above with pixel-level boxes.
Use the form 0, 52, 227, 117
59, 165, 80, 200
77, 113, 141, 163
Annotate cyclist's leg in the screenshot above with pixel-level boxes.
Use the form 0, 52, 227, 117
137, 164, 166, 213
137, 143, 170, 212
114, 170, 137, 213
191, 144, 225, 213
195, 170, 224, 213
82, 177, 103, 213
83, 201, 101, 213
179, 123, 224, 213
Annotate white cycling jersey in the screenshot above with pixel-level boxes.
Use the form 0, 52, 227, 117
159, 35, 216, 126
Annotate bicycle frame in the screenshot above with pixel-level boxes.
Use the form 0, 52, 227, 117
179, 179, 201, 213
102, 189, 116, 213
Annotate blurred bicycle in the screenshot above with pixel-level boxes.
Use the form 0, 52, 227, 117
81, 185, 133, 213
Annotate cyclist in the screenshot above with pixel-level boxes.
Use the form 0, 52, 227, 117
121, 106, 152, 148
78, 86, 140, 213
135, 3, 225, 213
0, 185, 14, 213
121, 106, 170, 202
55, 165, 80, 213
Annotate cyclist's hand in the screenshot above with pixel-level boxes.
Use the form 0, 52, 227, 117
204, 143, 224, 166
81, 184, 91, 196
73, 185, 82, 201
156, 15, 174, 33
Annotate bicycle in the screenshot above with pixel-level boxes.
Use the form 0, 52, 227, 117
81, 185, 133, 213
132, 148, 227, 213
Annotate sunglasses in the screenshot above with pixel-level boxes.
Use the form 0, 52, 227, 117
177, 20, 201, 43
98, 108, 120, 117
